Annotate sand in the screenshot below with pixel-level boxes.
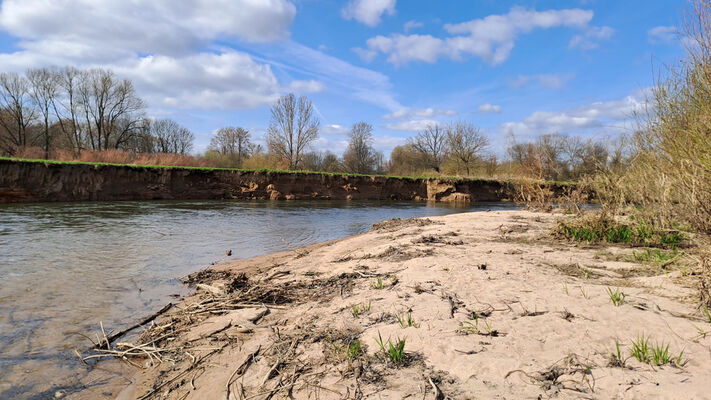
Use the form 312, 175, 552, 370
79, 210, 711, 399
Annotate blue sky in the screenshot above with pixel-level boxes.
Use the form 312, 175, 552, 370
0, 0, 688, 156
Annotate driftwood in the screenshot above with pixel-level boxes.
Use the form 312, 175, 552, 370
97, 303, 173, 349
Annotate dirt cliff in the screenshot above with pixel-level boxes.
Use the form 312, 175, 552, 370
0, 159, 522, 203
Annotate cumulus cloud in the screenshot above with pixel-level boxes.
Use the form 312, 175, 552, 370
342, 0, 396, 27
0, 0, 297, 58
383, 108, 457, 120
356, 7, 594, 65
112, 51, 323, 109
508, 73, 574, 89
0, 0, 329, 110
568, 26, 614, 49
500, 90, 649, 138
478, 104, 501, 114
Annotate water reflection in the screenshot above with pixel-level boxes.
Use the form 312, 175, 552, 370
0, 199, 517, 398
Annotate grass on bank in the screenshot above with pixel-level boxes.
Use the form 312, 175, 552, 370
0, 156, 576, 186
556, 214, 685, 249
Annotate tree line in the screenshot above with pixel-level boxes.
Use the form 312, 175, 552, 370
0, 66, 621, 181
0, 67, 197, 159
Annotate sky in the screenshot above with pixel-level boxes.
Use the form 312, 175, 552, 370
0, 0, 689, 156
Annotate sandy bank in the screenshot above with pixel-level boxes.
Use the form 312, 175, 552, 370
80, 210, 710, 399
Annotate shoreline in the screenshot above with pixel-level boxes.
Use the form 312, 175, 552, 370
75, 210, 710, 399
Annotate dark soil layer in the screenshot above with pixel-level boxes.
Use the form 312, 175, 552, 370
0, 158, 565, 203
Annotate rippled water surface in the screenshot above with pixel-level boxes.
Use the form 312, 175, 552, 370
0, 199, 517, 398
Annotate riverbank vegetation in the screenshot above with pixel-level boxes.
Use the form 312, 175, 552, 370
548, 1, 711, 319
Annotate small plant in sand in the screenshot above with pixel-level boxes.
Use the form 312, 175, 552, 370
460, 314, 496, 335
461, 318, 480, 334
630, 335, 685, 367
396, 312, 418, 328
389, 274, 399, 286
703, 305, 711, 324
351, 301, 372, 317
630, 335, 650, 363
347, 340, 364, 360
375, 331, 406, 365
371, 277, 384, 290
608, 339, 627, 367
563, 283, 569, 295
607, 287, 625, 306
580, 286, 589, 299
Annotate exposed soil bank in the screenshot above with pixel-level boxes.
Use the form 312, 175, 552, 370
0, 159, 563, 203
74, 210, 710, 399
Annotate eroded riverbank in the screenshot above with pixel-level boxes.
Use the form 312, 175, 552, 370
82, 210, 711, 399
0, 158, 573, 203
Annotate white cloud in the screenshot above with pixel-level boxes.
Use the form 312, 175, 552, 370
568, 26, 614, 49
372, 135, 407, 152
508, 73, 574, 89
403, 20, 424, 33
0, 0, 296, 59
357, 7, 594, 65
500, 89, 649, 138
648, 26, 677, 44
321, 124, 349, 135
113, 51, 322, 110
385, 119, 439, 131
287, 79, 326, 94
478, 104, 501, 114
0, 0, 332, 110
383, 108, 457, 120
342, 0, 396, 27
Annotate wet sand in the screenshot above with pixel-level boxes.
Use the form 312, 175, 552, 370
76, 210, 711, 399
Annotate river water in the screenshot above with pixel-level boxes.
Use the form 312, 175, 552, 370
0, 200, 517, 398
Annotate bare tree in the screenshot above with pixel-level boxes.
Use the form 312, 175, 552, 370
266, 93, 319, 170
78, 68, 145, 150
208, 126, 253, 166
342, 122, 380, 174
53, 67, 85, 156
150, 118, 194, 154
408, 123, 446, 172
27, 68, 60, 159
0, 72, 37, 154
446, 121, 489, 175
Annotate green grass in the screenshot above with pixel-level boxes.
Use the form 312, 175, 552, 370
609, 339, 626, 367
371, 277, 384, 290
351, 301, 371, 317
0, 156, 576, 186
396, 312, 418, 328
460, 315, 494, 335
703, 306, 711, 323
630, 335, 684, 366
375, 331, 406, 365
558, 218, 684, 249
630, 335, 650, 363
347, 340, 363, 360
607, 287, 625, 306
632, 248, 679, 264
